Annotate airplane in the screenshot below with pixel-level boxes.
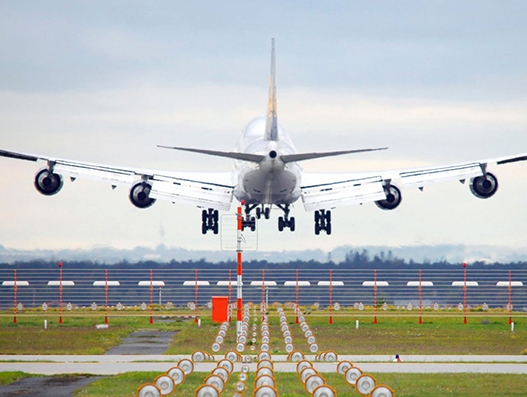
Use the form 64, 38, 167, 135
1, 39, 527, 236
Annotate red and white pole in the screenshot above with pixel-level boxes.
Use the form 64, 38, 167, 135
149, 269, 154, 324
329, 269, 333, 324
261, 270, 266, 318
463, 262, 467, 324
373, 270, 378, 324
228, 269, 232, 322
59, 262, 63, 324
194, 269, 199, 324
13, 269, 17, 324
295, 270, 299, 324
104, 269, 109, 324
236, 201, 243, 335
508, 270, 513, 325
418, 270, 423, 325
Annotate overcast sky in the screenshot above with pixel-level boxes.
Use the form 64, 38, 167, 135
1, 1, 527, 259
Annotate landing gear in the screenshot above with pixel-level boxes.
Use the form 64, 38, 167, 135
314, 209, 331, 235
255, 206, 271, 220
243, 204, 257, 231
201, 208, 219, 234
276, 204, 295, 232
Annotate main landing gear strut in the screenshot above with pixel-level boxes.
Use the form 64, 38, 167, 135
276, 204, 295, 232
201, 208, 219, 234
314, 209, 332, 235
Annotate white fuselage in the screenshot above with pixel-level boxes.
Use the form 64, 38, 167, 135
232, 116, 302, 205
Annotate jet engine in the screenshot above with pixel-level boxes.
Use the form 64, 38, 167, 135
375, 184, 402, 210
470, 172, 498, 199
129, 180, 156, 208
34, 168, 63, 196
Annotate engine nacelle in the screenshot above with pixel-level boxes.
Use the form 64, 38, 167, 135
375, 184, 402, 211
129, 180, 156, 209
470, 172, 498, 199
34, 168, 63, 196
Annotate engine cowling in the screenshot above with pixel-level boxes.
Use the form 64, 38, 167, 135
470, 172, 498, 199
375, 184, 402, 210
129, 180, 156, 209
34, 168, 63, 196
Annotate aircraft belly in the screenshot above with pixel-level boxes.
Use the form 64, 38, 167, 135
242, 169, 297, 204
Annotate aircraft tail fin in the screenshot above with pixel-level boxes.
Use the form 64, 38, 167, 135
265, 38, 278, 141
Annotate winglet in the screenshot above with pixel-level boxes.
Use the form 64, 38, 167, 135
265, 38, 278, 141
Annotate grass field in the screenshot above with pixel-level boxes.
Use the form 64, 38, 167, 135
1, 308, 524, 355
0, 309, 526, 396
69, 372, 527, 396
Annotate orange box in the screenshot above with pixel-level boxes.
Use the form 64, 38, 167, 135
211, 296, 229, 323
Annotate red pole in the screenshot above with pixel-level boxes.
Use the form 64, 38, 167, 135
261, 270, 265, 318
59, 262, 63, 324
13, 269, 17, 324
329, 270, 333, 324
418, 270, 423, 325
149, 269, 153, 324
463, 262, 467, 324
373, 270, 378, 324
236, 202, 243, 335
228, 269, 232, 322
194, 269, 199, 324
104, 269, 109, 324
508, 270, 513, 325
295, 270, 299, 324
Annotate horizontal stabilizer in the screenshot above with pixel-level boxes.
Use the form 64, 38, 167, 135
281, 147, 388, 163
158, 145, 265, 163
0, 149, 39, 162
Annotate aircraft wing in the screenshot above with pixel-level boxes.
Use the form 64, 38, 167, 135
300, 153, 527, 211
0, 149, 234, 211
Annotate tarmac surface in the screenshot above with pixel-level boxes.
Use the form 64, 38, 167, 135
1, 355, 526, 375
0, 375, 104, 397
104, 330, 177, 355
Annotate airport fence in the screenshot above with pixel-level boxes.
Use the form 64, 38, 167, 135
1, 267, 526, 316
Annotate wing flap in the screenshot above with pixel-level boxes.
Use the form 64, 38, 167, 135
53, 160, 137, 187
301, 176, 386, 211
399, 162, 483, 190
150, 176, 233, 210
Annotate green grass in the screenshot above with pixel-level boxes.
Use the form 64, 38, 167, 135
0, 309, 525, 355
0, 371, 37, 385
66, 372, 527, 397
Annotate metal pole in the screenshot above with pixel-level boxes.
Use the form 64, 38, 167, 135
105, 269, 109, 324
194, 269, 199, 324
149, 269, 154, 324
508, 270, 513, 325
261, 270, 265, 318
418, 270, 423, 325
463, 262, 467, 324
159, 287, 162, 306
236, 202, 243, 335
373, 269, 378, 324
295, 269, 299, 324
228, 269, 232, 322
59, 262, 63, 324
329, 269, 333, 324
13, 269, 17, 324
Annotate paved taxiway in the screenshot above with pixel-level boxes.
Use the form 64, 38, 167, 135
1, 355, 525, 375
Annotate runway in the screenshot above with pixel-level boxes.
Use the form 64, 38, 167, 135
1, 355, 526, 375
